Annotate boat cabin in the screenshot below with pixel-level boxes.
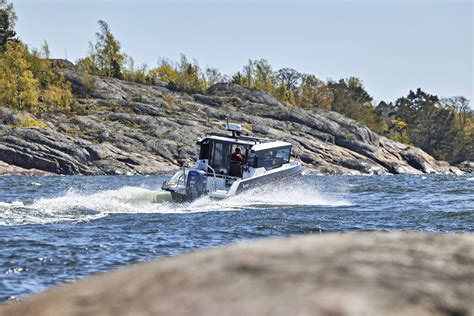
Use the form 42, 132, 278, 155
197, 132, 292, 178
162, 123, 303, 202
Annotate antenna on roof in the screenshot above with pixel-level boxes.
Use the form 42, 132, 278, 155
225, 121, 243, 137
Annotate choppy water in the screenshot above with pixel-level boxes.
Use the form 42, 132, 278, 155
0, 174, 473, 301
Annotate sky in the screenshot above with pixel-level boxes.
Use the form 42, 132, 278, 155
13, 0, 473, 104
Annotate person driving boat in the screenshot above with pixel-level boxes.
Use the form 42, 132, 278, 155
231, 147, 244, 163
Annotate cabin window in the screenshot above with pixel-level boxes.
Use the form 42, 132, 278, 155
276, 147, 290, 163
210, 142, 232, 174
199, 141, 211, 160
247, 152, 257, 168
252, 146, 291, 170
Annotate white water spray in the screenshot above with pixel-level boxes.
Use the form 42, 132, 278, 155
0, 181, 350, 225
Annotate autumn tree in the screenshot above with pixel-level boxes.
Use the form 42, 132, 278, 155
42, 75, 72, 112
77, 20, 125, 79
0, 41, 39, 112
252, 59, 274, 94
148, 59, 179, 85
296, 74, 333, 110
232, 59, 275, 94
175, 54, 206, 93
147, 55, 208, 93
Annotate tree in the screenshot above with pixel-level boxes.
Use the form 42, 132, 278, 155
390, 119, 410, 144
148, 60, 179, 85
242, 60, 254, 88
26, 48, 56, 88
123, 56, 148, 84
439, 96, 473, 162
175, 54, 206, 93
393, 89, 464, 161
0, 0, 16, 52
0, 41, 39, 112
231, 71, 245, 86
81, 20, 125, 79
276, 68, 301, 100
204, 67, 225, 88
42, 75, 72, 112
326, 77, 386, 133
296, 74, 333, 110
395, 89, 439, 150
41, 40, 50, 59
148, 55, 207, 93
234, 59, 274, 92
253, 59, 274, 94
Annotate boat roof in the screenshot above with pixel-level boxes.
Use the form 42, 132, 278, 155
198, 132, 273, 146
251, 141, 292, 151
198, 132, 292, 151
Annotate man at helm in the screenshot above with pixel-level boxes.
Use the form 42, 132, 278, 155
231, 147, 244, 163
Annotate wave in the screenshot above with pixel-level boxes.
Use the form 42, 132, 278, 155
0, 182, 350, 225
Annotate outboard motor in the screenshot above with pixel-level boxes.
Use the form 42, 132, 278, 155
185, 169, 207, 201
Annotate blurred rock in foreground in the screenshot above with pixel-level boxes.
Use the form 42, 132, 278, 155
1, 232, 472, 316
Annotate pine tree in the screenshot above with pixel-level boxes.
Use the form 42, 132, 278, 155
0, 0, 16, 52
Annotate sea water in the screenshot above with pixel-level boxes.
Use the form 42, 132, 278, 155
0, 174, 473, 301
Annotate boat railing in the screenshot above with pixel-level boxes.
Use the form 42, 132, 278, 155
207, 165, 217, 192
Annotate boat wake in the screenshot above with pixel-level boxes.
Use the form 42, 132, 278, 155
0, 181, 350, 225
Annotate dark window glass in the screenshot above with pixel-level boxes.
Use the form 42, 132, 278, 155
210, 142, 232, 174
253, 146, 291, 170
199, 142, 211, 160
275, 148, 290, 164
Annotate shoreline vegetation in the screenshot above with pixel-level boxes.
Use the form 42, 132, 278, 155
0, 1, 472, 175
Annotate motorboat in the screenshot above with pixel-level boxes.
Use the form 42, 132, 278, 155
161, 123, 304, 202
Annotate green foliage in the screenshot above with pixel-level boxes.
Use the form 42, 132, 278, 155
78, 20, 125, 79
275, 68, 301, 103
389, 119, 410, 144
379, 89, 474, 162
26, 48, 56, 88
148, 55, 210, 93
40, 40, 50, 59
204, 67, 225, 89
0, 39, 73, 114
41, 75, 73, 112
325, 77, 387, 133
80, 70, 96, 94
122, 56, 148, 84
0, 41, 40, 113
148, 60, 179, 85
296, 75, 333, 110
0, 5, 471, 165
0, 0, 16, 52
234, 59, 275, 94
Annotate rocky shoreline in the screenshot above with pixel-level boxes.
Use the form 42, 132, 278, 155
0, 67, 467, 176
1, 232, 472, 316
